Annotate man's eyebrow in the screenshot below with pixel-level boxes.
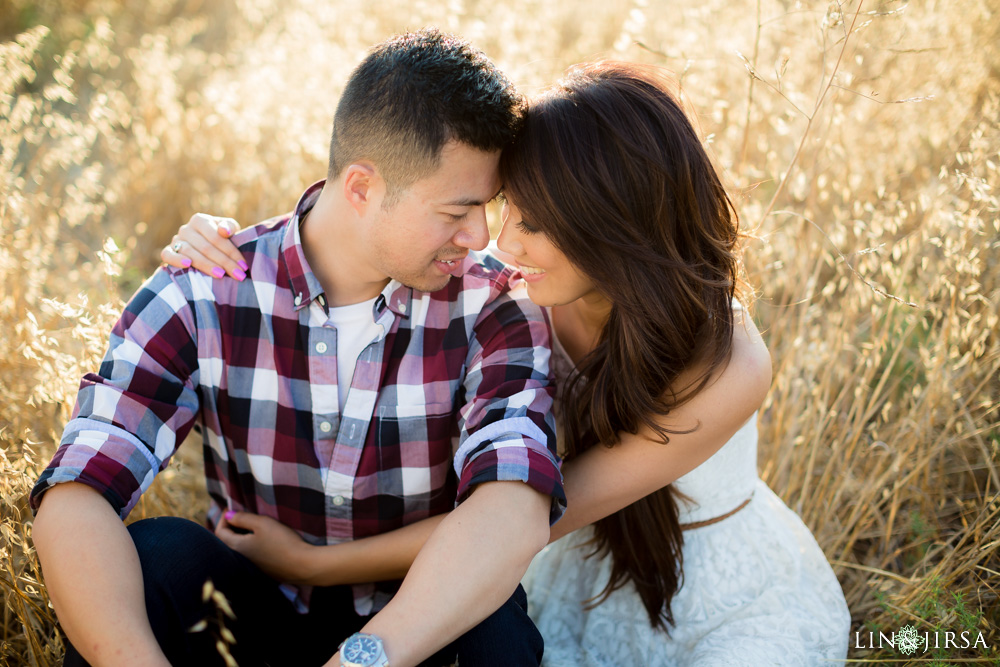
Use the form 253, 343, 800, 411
443, 186, 504, 207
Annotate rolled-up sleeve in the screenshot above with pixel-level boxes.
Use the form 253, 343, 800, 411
452, 282, 565, 524
30, 268, 202, 518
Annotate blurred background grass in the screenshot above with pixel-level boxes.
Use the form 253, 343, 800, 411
1, 0, 998, 664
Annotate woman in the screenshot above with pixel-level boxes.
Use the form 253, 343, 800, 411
163, 61, 850, 665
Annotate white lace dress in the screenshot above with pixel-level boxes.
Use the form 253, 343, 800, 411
523, 324, 851, 666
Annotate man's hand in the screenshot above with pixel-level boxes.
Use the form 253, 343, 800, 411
215, 511, 316, 585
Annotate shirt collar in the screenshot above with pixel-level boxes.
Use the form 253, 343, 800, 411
282, 180, 412, 319
376, 280, 413, 320
281, 180, 326, 311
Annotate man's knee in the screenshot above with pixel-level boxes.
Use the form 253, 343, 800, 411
125, 517, 278, 665
127, 515, 219, 555
127, 516, 237, 589
454, 585, 543, 666
475, 584, 530, 630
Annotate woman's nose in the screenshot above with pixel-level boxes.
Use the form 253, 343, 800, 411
496, 216, 523, 256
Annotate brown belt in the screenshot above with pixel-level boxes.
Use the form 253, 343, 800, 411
680, 492, 754, 531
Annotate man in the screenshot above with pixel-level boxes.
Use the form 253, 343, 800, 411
30, 29, 564, 667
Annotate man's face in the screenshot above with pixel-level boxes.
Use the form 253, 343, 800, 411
367, 140, 501, 293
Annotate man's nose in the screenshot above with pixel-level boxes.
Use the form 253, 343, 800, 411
453, 208, 490, 251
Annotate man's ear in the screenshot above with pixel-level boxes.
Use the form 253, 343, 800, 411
341, 163, 383, 216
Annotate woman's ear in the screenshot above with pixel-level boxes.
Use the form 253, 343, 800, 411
341, 163, 383, 216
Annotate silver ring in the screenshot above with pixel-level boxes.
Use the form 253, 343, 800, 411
172, 241, 184, 252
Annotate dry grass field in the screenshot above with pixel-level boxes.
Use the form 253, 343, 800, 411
1, 0, 998, 664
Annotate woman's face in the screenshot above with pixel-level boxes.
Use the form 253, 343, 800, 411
496, 201, 600, 307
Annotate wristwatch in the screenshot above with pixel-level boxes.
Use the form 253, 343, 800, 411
339, 632, 390, 667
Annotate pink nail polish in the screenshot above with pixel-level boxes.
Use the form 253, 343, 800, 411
212, 266, 225, 279
224, 510, 235, 522
237, 260, 249, 271
181, 258, 192, 268
234, 268, 246, 281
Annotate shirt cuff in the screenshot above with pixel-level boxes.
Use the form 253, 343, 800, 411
29, 428, 152, 519
456, 438, 566, 525
30, 464, 131, 518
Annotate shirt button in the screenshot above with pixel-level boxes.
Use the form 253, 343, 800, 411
294, 294, 302, 306
319, 421, 332, 433
332, 495, 345, 506
398, 302, 407, 313
315, 342, 328, 354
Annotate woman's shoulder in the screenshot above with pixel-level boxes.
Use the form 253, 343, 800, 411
716, 305, 772, 415
730, 304, 771, 390
667, 306, 771, 430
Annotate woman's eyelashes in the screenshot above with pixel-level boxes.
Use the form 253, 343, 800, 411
498, 195, 539, 233
516, 219, 539, 235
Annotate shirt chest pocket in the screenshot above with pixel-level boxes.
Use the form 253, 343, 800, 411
374, 402, 457, 502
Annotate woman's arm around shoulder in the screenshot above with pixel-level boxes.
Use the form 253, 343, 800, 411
551, 308, 772, 541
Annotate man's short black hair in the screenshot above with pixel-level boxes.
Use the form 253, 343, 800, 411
328, 28, 523, 204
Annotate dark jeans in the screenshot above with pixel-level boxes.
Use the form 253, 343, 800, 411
63, 517, 542, 666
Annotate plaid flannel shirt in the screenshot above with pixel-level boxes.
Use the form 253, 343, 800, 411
31, 181, 565, 614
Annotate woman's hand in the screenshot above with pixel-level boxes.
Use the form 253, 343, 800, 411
215, 511, 317, 585
161, 213, 248, 281
215, 511, 448, 588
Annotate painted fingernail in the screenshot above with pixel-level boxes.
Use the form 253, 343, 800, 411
181, 258, 192, 268
233, 268, 246, 281
212, 266, 225, 279
237, 260, 249, 271
224, 510, 235, 522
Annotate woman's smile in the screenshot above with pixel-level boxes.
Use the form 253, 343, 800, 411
516, 263, 547, 280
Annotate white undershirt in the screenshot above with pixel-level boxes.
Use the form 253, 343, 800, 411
326, 296, 382, 413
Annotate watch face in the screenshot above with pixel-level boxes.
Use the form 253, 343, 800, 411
343, 634, 382, 665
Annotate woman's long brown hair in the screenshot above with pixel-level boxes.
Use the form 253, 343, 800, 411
500, 62, 741, 631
